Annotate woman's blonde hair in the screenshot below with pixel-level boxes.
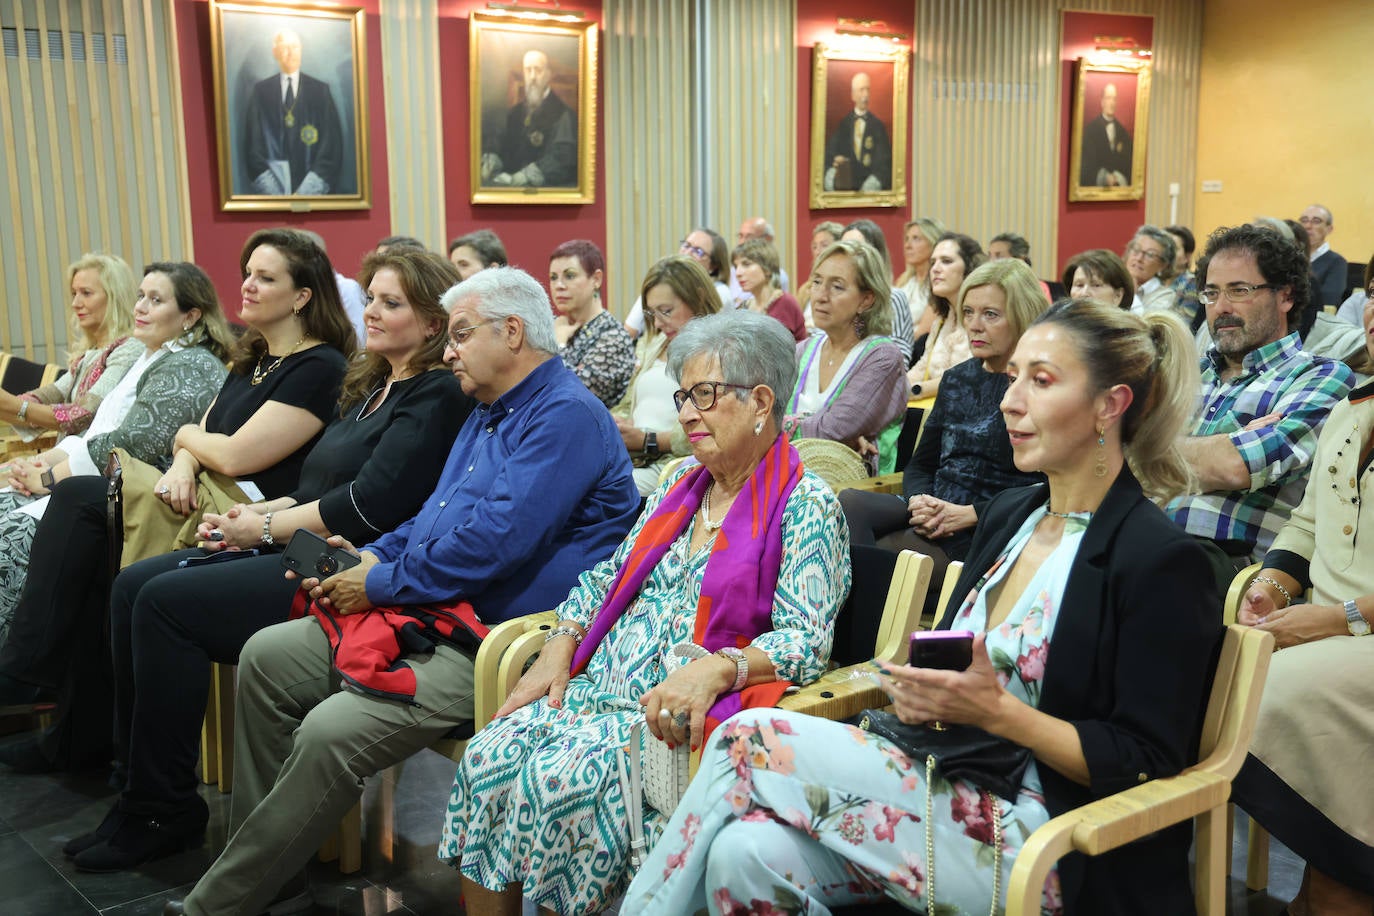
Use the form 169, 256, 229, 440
955, 259, 1049, 343
895, 216, 947, 289
66, 253, 137, 351
812, 240, 893, 339
1030, 298, 1199, 501
638, 255, 721, 343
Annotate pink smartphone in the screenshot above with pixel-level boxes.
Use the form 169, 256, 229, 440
909, 630, 975, 671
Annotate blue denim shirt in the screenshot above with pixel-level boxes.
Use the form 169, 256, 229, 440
363, 357, 639, 623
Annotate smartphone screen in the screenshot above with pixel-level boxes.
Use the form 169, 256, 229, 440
909, 630, 975, 671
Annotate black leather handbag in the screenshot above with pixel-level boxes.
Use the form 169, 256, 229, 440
854, 708, 1032, 801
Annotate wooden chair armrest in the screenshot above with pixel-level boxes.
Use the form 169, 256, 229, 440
1003, 771, 1230, 916
835, 472, 903, 495
1223, 563, 1262, 626
472, 610, 557, 724
777, 664, 887, 720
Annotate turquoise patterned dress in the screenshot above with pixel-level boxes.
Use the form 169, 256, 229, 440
624, 506, 1088, 916
438, 468, 850, 914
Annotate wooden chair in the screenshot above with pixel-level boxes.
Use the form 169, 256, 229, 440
1222, 562, 1274, 892
1003, 624, 1274, 916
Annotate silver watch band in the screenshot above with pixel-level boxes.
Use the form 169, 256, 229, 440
1345, 599, 1369, 636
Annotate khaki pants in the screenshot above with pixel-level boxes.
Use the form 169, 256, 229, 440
182, 617, 475, 916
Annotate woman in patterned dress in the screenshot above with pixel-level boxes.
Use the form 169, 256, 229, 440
626, 300, 1223, 916
440, 310, 851, 915
549, 239, 635, 407
0, 262, 233, 646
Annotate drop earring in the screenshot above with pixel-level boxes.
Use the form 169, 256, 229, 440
1094, 427, 1107, 478
754, 421, 763, 436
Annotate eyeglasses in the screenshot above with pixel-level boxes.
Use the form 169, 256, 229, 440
1125, 244, 1166, 263
672, 381, 755, 412
679, 239, 709, 260
445, 318, 500, 349
1198, 284, 1280, 306
647, 303, 679, 321
1297, 216, 1329, 226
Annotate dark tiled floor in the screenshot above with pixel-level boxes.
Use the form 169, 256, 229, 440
0, 730, 1304, 915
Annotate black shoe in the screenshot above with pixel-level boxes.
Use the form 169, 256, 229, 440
0, 672, 55, 710
0, 736, 56, 773
63, 803, 125, 858
72, 800, 208, 873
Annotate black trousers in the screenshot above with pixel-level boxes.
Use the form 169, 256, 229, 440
838, 488, 956, 625
110, 548, 297, 816
0, 475, 114, 768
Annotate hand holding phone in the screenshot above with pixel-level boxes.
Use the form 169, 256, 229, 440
909, 630, 975, 671
280, 529, 362, 580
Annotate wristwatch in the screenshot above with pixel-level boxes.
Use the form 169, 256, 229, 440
910, 383, 924, 397
39, 468, 55, 489
643, 430, 659, 458
1345, 599, 1370, 636
715, 646, 749, 692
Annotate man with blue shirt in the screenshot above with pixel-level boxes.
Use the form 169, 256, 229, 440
1166, 224, 1353, 590
164, 268, 638, 916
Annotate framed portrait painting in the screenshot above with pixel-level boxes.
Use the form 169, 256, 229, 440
210, 0, 369, 212
808, 42, 909, 210
469, 10, 598, 205
1068, 59, 1151, 202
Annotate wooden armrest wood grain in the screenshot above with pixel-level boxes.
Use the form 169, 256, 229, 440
834, 472, 903, 495
777, 664, 887, 720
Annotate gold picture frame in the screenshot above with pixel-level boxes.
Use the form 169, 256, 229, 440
469, 10, 598, 205
210, 0, 370, 212
809, 42, 909, 210
1068, 58, 1151, 203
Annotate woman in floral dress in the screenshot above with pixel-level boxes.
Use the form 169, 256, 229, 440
440, 310, 850, 915
628, 300, 1223, 916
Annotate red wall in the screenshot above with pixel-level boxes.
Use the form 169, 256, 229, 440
436, 0, 608, 306
1055, 11, 1153, 276
795, 0, 915, 285
174, 0, 392, 319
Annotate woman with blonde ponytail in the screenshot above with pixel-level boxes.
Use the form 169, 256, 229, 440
626, 296, 1221, 916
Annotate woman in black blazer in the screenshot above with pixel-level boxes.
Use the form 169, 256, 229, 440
624, 299, 1222, 916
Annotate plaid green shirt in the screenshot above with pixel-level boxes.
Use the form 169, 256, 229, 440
1165, 332, 1354, 559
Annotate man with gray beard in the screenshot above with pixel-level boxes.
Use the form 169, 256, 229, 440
481, 49, 577, 187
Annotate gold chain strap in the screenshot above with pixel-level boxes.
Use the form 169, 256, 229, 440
924, 754, 1003, 916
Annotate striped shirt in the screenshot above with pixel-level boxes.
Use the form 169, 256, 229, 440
1165, 332, 1354, 559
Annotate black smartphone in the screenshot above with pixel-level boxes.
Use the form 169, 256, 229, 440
178, 548, 260, 568
909, 630, 975, 671
280, 529, 361, 579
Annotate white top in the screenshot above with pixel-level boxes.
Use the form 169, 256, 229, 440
1131, 276, 1163, 314
794, 336, 863, 417
337, 272, 367, 346
629, 358, 681, 431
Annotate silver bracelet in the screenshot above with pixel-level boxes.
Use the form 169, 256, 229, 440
1253, 574, 1292, 607
16, 399, 29, 421
261, 511, 275, 547
545, 625, 584, 646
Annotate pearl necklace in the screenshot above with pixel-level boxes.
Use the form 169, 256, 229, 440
700, 482, 725, 531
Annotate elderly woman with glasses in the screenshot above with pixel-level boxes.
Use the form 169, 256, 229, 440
1124, 225, 1181, 317
439, 309, 850, 915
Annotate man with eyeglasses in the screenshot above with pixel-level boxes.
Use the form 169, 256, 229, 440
1165, 224, 1353, 591
162, 267, 639, 916
622, 228, 733, 340
1298, 204, 1349, 307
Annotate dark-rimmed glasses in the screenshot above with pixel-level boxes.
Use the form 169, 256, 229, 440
673, 381, 754, 412
1198, 284, 1280, 306
446, 318, 501, 349
679, 239, 709, 260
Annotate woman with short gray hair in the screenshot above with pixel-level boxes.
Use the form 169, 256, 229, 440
440, 307, 848, 915
1124, 225, 1180, 316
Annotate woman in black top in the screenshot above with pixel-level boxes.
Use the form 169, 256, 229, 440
840, 260, 1049, 585
66, 247, 475, 872
0, 229, 354, 772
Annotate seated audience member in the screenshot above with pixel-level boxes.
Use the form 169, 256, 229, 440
613, 255, 722, 495
796, 220, 844, 327
1124, 224, 1182, 317
732, 238, 807, 343
1300, 203, 1349, 307
0, 263, 232, 646
1336, 262, 1370, 328
781, 240, 907, 473
439, 309, 849, 915
1061, 248, 1134, 309
989, 231, 1053, 303
61, 247, 474, 873
907, 233, 985, 398
839, 259, 1049, 586
549, 239, 636, 407
374, 234, 426, 253
1231, 285, 1374, 916
841, 218, 915, 361
1166, 224, 1353, 588
0, 253, 142, 438
160, 267, 639, 916
895, 216, 947, 337
300, 229, 366, 346
0, 228, 355, 773
1165, 223, 1201, 328
447, 228, 508, 280
729, 217, 790, 296
626, 299, 1220, 916
624, 228, 732, 338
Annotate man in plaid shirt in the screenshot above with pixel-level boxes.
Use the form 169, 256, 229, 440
1166, 224, 1354, 584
